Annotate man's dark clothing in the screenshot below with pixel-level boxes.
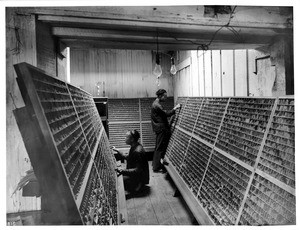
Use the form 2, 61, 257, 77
121, 144, 149, 192
151, 98, 175, 171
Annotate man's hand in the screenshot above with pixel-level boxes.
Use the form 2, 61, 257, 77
173, 104, 181, 110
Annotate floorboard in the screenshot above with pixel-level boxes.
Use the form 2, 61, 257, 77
125, 161, 195, 225
132, 189, 159, 225
126, 196, 137, 225
148, 172, 178, 225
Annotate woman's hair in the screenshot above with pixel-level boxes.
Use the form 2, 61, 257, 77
129, 129, 140, 141
156, 89, 167, 97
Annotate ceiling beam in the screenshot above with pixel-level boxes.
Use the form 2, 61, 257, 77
61, 38, 264, 51
39, 15, 291, 35
32, 6, 293, 29
53, 27, 274, 47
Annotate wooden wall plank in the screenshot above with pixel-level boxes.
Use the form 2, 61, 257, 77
198, 51, 205, 96
211, 50, 222, 96
6, 9, 41, 213
248, 50, 263, 96
173, 64, 191, 100
191, 51, 199, 96
234, 50, 248, 96
70, 49, 173, 98
204, 51, 212, 96
36, 20, 57, 77
221, 50, 234, 96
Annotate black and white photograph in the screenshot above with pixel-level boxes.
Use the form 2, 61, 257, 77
2, 0, 299, 228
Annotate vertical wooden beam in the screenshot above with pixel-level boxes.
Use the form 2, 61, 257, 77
220, 50, 223, 97
233, 50, 236, 96
203, 52, 206, 96
211, 50, 214, 96
246, 49, 250, 96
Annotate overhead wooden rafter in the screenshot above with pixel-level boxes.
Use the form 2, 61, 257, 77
20, 5, 292, 50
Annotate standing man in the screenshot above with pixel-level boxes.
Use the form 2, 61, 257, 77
151, 89, 181, 172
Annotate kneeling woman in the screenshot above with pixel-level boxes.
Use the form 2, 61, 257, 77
113, 130, 149, 194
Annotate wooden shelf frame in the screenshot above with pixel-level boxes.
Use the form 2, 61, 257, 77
166, 96, 295, 225
108, 97, 174, 151
13, 62, 126, 225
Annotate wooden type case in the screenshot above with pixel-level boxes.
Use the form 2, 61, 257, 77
13, 63, 122, 225
166, 96, 295, 225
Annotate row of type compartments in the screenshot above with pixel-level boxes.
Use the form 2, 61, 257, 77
108, 107, 140, 116
68, 85, 93, 99
178, 109, 224, 128
71, 97, 96, 107
108, 104, 139, 112
75, 103, 99, 114
222, 114, 268, 132
217, 128, 262, 155
228, 98, 275, 105
56, 138, 94, 199
239, 201, 294, 225
259, 145, 295, 187
36, 88, 71, 101
249, 176, 295, 213
197, 183, 241, 225
94, 142, 117, 184
200, 154, 251, 205
78, 109, 100, 126
46, 109, 99, 139
80, 113, 100, 133
32, 77, 69, 93
269, 120, 294, 134
53, 122, 98, 167
173, 138, 252, 195
180, 102, 227, 117
99, 138, 117, 167
178, 140, 212, 175
74, 101, 97, 113
196, 152, 294, 226
221, 118, 266, 136
180, 102, 226, 117
240, 176, 295, 225
257, 161, 295, 188
273, 109, 294, 119
277, 99, 294, 105
215, 137, 259, 167
97, 163, 118, 218
79, 166, 116, 225
172, 126, 259, 167
50, 116, 100, 153
177, 118, 220, 138
40, 100, 75, 112
227, 102, 274, 112
93, 142, 117, 194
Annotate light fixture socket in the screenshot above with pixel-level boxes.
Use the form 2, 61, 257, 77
155, 53, 160, 65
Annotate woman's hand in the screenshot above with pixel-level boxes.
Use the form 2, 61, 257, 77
115, 167, 124, 174
111, 146, 120, 154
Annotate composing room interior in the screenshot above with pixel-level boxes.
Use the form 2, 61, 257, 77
6, 4, 295, 226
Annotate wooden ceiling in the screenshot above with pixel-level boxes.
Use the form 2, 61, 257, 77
26, 5, 293, 51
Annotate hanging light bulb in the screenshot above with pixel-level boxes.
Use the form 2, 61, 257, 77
156, 76, 160, 87
170, 57, 177, 75
153, 53, 162, 77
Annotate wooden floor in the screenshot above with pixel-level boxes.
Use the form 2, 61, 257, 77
125, 161, 197, 225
